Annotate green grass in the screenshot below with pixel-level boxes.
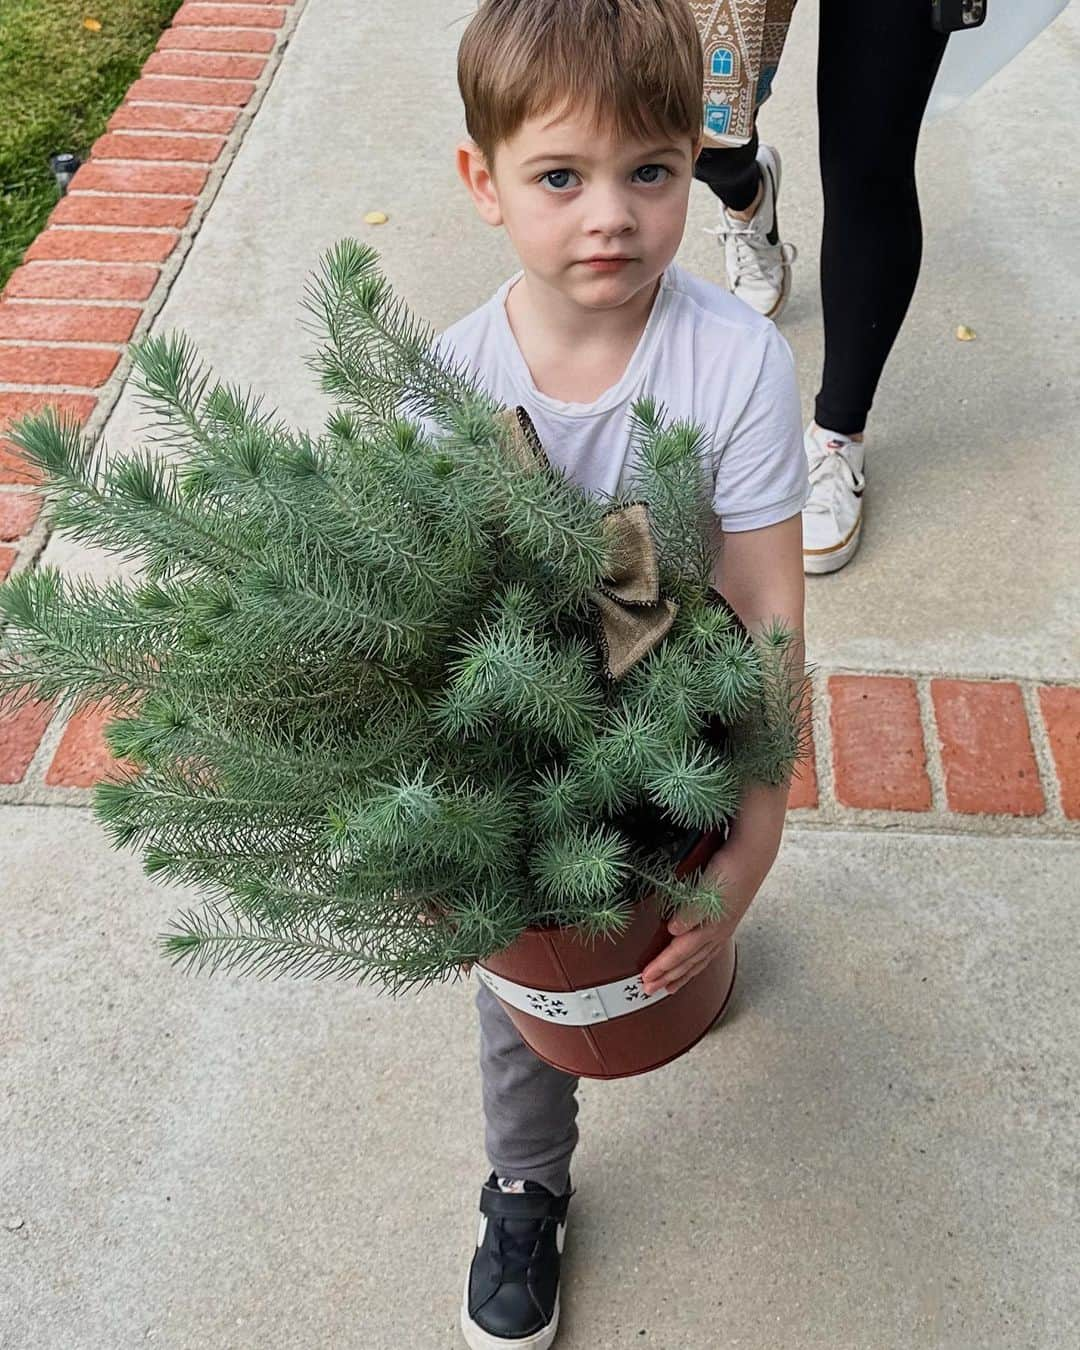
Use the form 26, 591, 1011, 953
0, 0, 184, 290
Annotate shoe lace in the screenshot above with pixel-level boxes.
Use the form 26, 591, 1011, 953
492, 1217, 546, 1284
703, 217, 797, 285
805, 445, 865, 524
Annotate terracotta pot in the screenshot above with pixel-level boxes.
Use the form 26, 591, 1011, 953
477, 826, 737, 1079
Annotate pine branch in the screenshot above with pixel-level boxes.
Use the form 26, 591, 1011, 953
302, 239, 488, 431
9, 409, 265, 581
642, 741, 741, 831
0, 569, 164, 711
624, 397, 714, 598
529, 825, 631, 908
436, 619, 603, 748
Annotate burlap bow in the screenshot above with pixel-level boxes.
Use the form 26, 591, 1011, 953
496, 406, 678, 680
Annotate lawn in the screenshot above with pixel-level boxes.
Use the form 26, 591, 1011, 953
0, 0, 183, 290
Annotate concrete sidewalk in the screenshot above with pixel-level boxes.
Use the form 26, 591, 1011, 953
3, 1, 1079, 1347
4, 810, 1078, 1347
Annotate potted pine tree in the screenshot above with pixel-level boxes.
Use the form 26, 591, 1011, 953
0, 242, 807, 1078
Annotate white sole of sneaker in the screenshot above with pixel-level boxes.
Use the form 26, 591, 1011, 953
746, 147, 795, 321
765, 262, 793, 321
761, 147, 791, 322
460, 1281, 560, 1350
803, 516, 863, 574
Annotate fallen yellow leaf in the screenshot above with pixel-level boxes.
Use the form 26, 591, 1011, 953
955, 325, 976, 342
83, 16, 102, 30
363, 211, 389, 226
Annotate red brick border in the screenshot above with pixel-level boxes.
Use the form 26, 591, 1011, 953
785, 672, 1077, 831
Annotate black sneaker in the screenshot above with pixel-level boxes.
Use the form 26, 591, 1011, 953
460, 1172, 572, 1349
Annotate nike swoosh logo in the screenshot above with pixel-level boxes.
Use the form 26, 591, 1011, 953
764, 168, 780, 246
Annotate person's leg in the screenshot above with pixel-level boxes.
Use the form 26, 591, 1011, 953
464, 982, 576, 1346
476, 979, 579, 1197
814, 0, 949, 435
692, 131, 761, 213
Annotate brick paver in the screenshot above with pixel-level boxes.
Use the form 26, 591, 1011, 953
1, 392, 98, 438
1038, 686, 1080, 820
0, 669, 1067, 822
0, 0, 293, 605
2, 392, 97, 486
45, 703, 121, 789
787, 750, 819, 810
144, 51, 266, 79
0, 695, 54, 785
4, 262, 160, 302
50, 195, 196, 230
25, 229, 179, 266
786, 703, 818, 808
0, 347, 120, 389
0, 0, 302, 654
0, 495, 42, 541
126, 75, 257, 108
107, 103, 240, 135
157, 26, 277, 53
71, 163, 209, 195
171, 4, 287, 29
931, 679, 1045, 817
829, 675, 932, 812
90, 131, 226, 164
0, 303, 141, 343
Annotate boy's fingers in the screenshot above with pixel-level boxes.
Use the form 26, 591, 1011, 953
644, 948, 711, 994
660, 956, 709, 991
653, 940, 727, 993
666, 954, 713, 994
641, 932, 702, 986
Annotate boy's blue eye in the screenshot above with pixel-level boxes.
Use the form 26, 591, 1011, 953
538, 164, 671, 192
541, 169, 576, 191
634, 164, 669, 185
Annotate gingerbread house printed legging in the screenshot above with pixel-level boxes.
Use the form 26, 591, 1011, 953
693, 0, 949, 436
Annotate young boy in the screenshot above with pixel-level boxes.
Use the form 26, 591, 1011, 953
438, 3, 809, 1345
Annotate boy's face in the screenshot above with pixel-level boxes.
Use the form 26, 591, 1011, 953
458, 103, 702, 312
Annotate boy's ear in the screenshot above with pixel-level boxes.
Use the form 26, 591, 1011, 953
456, 137, 503, 227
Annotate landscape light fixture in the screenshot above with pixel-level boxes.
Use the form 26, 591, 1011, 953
49, 153, 82, 195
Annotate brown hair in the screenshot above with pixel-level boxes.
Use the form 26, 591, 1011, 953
457, 0, 704, 168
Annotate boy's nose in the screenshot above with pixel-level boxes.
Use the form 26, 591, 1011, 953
583, 189, 636, 238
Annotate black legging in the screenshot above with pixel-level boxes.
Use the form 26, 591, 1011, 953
693, 2, 948, 435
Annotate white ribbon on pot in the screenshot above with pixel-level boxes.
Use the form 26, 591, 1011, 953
474, 964, 670, 1025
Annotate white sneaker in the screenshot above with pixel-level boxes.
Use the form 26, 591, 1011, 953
704, 144, 797, 318
802, 424, 866, 574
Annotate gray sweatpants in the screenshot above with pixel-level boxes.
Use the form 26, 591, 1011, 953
476, 979, 579, 1197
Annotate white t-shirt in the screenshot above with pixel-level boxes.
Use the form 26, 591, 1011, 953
424, 260, 809, 532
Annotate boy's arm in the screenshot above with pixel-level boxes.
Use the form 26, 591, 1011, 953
640, 512, 805, 997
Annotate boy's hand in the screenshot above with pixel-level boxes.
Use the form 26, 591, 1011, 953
640, 781, 788, 997
638, 512, 806, 998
